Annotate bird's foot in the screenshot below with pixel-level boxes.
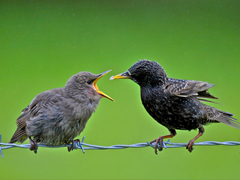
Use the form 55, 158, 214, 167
150, 137, 164, 155
29, 137, 38, 154
68, 139, 80, 152
186, 139, 195, 153
186, 127, 204, 153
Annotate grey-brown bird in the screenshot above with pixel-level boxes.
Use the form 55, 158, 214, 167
110, 60, 240, 154
9, 70, 114, 153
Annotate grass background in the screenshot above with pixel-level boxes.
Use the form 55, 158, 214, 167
0, 0, 239, 179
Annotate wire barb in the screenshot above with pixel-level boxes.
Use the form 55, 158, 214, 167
1, 134, 240, 158
66, 136, 86, 153
0, 135, 3, 158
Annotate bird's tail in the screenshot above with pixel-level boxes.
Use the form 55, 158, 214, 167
9, 107, 30, 143
216, 110, 240, 130
9, 128, 28, 143
206, 106, 240, 130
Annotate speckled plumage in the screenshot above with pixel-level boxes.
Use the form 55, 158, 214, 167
9, 71, 113, 153
111, 60, 240, 154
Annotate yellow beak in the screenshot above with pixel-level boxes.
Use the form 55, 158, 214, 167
93, 70, 114, 102
109, 71, 130, 80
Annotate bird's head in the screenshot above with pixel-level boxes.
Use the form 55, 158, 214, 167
110, 60, 167, 87
65, 70, 114, 102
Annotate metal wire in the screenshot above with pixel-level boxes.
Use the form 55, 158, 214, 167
1, 134, 240, 158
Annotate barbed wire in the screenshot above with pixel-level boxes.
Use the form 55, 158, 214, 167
1, 134, 240, 158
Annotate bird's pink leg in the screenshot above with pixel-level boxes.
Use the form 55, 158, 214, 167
186, 126, 205, 152
68, 139, 80, 152
29, 137, 38, 154
150, 129, 176, 155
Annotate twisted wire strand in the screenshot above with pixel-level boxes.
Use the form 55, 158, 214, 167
1, 134, 240, 158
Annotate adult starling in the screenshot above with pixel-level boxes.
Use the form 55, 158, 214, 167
9, 70, 114, 153
110, 60, 240, 154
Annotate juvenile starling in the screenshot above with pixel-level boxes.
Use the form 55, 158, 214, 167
9, 70, 114, 153
110, 60, 240, 154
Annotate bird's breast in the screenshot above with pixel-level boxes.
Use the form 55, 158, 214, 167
72, 101, 97, 120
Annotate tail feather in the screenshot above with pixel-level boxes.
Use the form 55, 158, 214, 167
217, 112, 240, 130
9, 107, 30, 143
9, 128, 28, 143
206, 106, 240, 129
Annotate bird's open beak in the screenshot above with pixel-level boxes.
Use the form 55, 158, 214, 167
109, 71, 130, 80
93, 70, 114, 102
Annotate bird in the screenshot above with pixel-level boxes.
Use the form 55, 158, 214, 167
110, 60, 240, 154
9, 70, 114, 153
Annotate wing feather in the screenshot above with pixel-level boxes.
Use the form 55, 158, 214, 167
165, 78, 218, 102
9, 89, 64, 143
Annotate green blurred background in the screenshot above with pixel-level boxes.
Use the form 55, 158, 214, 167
0, 0, 239, 179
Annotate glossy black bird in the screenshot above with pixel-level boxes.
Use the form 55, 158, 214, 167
9, 70, 114, 153
110, 60, 240, 154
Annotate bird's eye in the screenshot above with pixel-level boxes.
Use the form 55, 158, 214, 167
127, 70, 132, 76
87, 80, 92, 84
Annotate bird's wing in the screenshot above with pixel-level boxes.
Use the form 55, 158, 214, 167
205, 106, 240, 129
9, 90, 64, 143
165, 78, 216, 98
29, 91, 62, 118
165, 78, 218, 101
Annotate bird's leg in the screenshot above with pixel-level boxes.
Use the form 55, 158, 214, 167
186, 126, 205, 152
29, 136, 38, 154
68, 139, 80, 152
150, 129, 176, 155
